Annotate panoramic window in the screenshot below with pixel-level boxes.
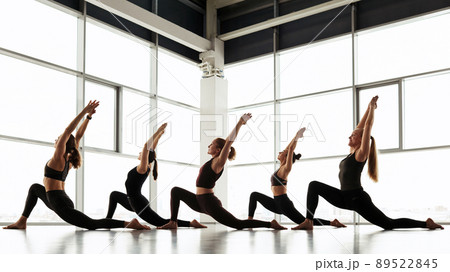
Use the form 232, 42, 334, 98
280, 35, 352, 99
86, 21, 151, 91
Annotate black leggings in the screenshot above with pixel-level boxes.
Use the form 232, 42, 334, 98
22, 183, 53, 218
106, 191, 191, 227
248, 192, 331, 225
306, 181, 427, 230
170, 187, 271, 230
21, 183, 125, 230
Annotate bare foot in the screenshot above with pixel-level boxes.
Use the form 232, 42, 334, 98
125, 219, 151, 230
190, 219, 207, 228
158, 220, 178, 229
3, 216, 27, 229
330, 219, 347, 228
270, 219, 287, 230
292, 219, 313, 230
426, 218, 444, 230
248, 216, 253, 220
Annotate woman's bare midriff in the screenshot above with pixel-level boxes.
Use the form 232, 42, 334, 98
271, 186, 287, 196
196, 187, 214, 195
44, 177, 65, 192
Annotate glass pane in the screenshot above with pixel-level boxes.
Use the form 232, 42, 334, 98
84, 152, 141, 220
226, 55, 274, 108
156, 162, 200, 221
280, 35, 352, 98
0, 140, 75, 223
359, 85, 399, 150
84, 81, 115, 150
158, 49, 200, 107
0, 54, 76, 142
285, 157, 354, 223
122, 90, 152, 155
404, 72, 450, 148
357, 11, 450, 84
156, 102, 200, 164
228, 164, 275, 221
86, 21, 151, 91
0, 0, 77, 69
280, 90, 353, 159
228, 104, 275, 165
360, 149, 450, 223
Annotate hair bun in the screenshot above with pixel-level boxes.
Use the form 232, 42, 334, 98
292, 153, 302, 163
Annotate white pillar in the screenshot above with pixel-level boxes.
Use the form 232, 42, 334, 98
75, 3, 87, 213
199, 38, 228, 223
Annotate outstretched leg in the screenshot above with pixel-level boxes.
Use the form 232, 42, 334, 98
4, 183, 53, 229
128, 194, 196, 228
352, 191, 437, 230
200, 194, 285, 230
47, 190, 149, 230
248, 192, 281, 219
275, 194, 333, 226
106, 191, 133, 219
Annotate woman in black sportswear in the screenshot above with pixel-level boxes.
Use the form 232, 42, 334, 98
248, 128, 346, 229
3, 101, 149, 230
158, 113, 286, 230
293, 96, 443, 230
106, 123, 206, 228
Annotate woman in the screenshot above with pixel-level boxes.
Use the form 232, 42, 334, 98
4, 101, 149, 230
158, 113, 285, 230
106, 123, 206, 228
293, 96, 443, 230
248, 127, 345, 228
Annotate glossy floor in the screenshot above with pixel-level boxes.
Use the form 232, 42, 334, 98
0, 223, 448, 254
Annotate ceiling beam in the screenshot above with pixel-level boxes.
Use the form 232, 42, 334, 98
218, 0, 360, 41
216, 0, 245, 9
178, 0, 205, 15
86, 0, 211, 52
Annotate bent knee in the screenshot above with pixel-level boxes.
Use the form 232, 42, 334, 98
170, 187, 183, 196
29, 183, 43, 191
109, 191, 124, 200
110, 191, 120, 197
249, 192, 260, 200
308, 181, 321, 189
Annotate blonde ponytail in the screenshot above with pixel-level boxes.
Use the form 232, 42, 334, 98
66, 134, 82, 169
368, 136, 378, 182
228, 146, 236, 161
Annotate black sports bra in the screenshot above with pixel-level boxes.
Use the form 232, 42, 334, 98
196, 158, 223, 189
271, 170, 287, 186
44, 160, 70, 182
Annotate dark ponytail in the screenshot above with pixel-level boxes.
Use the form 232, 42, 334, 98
148, 150, 158, 181
66, 134, 82, 169
292, 152, 302, 163
214, 138, 236, 161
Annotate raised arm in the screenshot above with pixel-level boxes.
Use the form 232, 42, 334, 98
355, 96, 378, 161
75, 105, 97, 148
282, 127, 306, 172
137, 123, 167, 173
52, 100, 99, 161
213, 113, 251, 171
356, 96, 377, 130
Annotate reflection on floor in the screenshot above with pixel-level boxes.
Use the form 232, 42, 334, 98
0, 223, 448, 254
